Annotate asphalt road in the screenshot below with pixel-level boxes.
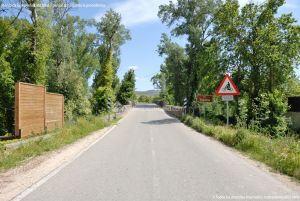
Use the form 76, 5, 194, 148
19, 104, 299, 201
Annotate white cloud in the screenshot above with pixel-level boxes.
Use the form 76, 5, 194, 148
95, 0, 173, 27
128, 65, 139, 70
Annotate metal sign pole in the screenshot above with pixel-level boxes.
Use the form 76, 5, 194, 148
226, 101, 229, 126
216, 74, 240, 126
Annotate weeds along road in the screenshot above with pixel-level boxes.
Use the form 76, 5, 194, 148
18, 104, 299, 201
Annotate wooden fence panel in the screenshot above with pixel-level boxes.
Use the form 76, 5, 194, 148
15, 82, 64, 138
45, 93, 64, 131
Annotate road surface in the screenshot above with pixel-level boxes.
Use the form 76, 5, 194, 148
18, 104, 299, 201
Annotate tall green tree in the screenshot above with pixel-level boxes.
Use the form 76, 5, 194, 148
93, 9, 131, 90
214, 0, 300, 135
151, 70, 173, 104
92, 9, 131, 113
0, 18, 16, 134
158, 0, 223, 107
13, 0, 52, 85
117, 69, 136, 105
47, 6, 96, 119
157, 33, 187, 105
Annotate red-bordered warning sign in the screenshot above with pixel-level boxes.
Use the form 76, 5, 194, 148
216, 74, 240, 96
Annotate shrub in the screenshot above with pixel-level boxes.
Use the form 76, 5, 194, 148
180, 114, 300, 181
232, 129, 247, 146
0, 115, 114, 171
137, 95, 152, 103
248, 90, 289, 137
92, 87, 114, 114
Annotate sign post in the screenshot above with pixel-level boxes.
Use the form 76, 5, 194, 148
183, 98, 187, 115
216, 74, 240, 126
107, 97, 111, 121
196, 95, 213, 118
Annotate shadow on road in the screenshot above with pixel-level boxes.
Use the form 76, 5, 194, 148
134, 104, 159, 109
141, 118, 179, 125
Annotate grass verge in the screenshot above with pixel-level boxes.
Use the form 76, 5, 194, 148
181, 115, 300, 181
0, 115, 118, 172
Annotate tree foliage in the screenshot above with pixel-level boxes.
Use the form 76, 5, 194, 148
156, 33, 187, 105
157, 0, 300, 136
92, 86, 113, 115
93, 9, 131, 90
0, 3, 130, 135
47, 12, 97, 119
92, 9, 131, 113
117, 69, 136, 105
159, 0, 223, 106
213, 0, 300, 134
0, 18, 15, 134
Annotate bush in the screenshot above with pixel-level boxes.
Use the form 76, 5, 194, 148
181, 114, 300, 181
137, 95, 152, 103
0, 115, 115, 172
248, 90, 289, 136
92, 87, 114, 114
232, 129, 247, 146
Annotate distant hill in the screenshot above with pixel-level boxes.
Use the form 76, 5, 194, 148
135, 90, 160, 97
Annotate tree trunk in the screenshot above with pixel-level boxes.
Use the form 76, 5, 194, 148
26, 0, 38, 52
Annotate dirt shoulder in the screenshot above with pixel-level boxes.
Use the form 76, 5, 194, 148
0, 125, 113, 201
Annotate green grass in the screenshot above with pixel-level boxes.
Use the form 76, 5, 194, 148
181, 115, 300, 181
0, 115, 118, 172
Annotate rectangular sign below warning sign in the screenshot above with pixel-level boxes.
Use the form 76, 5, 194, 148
197, 95, 213, 102
222, 95, 234, 101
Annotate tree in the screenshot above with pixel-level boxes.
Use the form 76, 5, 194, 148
93, 9, 131, 90
0, 0, 5, 13
158, 0, 223, 107
151, 70, 173, 104
47, 12, 95, 119
157, 33, 187, 105
138, 95, 152, 103
18, 0, 52, 85
117, 69, 136, 105
0, 18, 16, 135
91, 87, 113, 115
214, 0, 300, 135
92, 9, 131, 113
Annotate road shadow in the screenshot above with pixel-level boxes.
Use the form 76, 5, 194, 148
141, 118, 179, 125
134, 104, 159, 109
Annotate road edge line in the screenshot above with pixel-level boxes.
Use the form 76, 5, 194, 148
11, 124, 117, 201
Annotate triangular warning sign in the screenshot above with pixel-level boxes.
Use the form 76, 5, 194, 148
216, 74, 240, 96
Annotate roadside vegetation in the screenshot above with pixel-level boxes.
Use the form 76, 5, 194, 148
181, 115, 300, 181
0, 115, 117, 172
0, 1, 135, 136
0, 1, 136, 171
154, 0, 300, 181
153, 0, 300, 136
137, 95, 153, 103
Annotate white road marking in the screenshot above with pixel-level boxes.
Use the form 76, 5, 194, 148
11, 124, 119, 201
150, 125, 160, 200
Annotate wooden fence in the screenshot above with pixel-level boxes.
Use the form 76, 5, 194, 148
15, 82, 64, 138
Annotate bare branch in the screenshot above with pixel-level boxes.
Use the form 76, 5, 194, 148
10, 6, 23, 25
